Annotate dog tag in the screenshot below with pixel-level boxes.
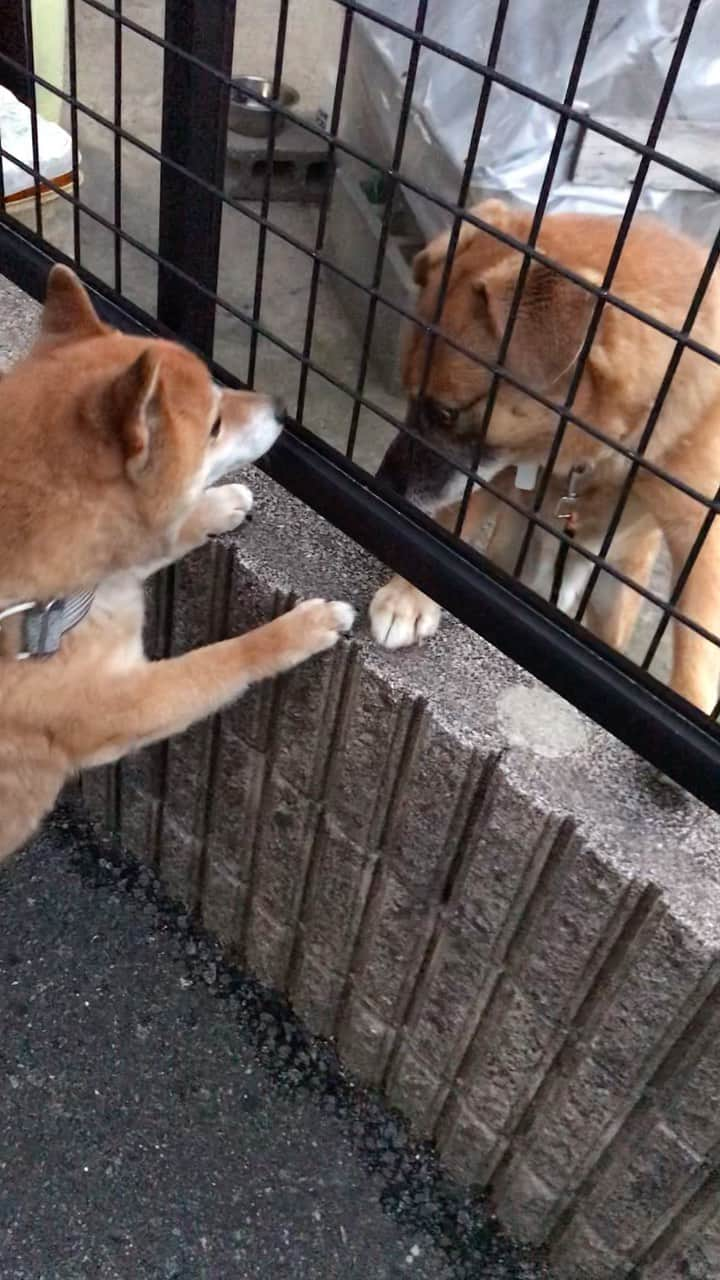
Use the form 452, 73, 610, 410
515, 462, 539, 491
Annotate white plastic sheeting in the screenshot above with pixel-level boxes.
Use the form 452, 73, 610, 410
0, 88, 74, 201
339, 1, 720, 242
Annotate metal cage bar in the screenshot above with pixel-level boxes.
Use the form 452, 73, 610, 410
294, 6, 355, 425
21, 0, 43, 236
246, 0, 290, 387
157, 0, 236, 355
344, 0, 428, 461
112, 0, 122, 291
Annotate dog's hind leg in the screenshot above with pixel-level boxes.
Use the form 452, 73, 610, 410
584, 518, 662, 653
639, 467, 720, 712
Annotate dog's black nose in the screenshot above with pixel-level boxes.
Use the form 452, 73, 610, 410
376, 436, 411, 497
272, 396, 286, 423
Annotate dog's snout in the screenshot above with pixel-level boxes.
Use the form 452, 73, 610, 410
272, 395, 286, 423
376, 438, 410, 497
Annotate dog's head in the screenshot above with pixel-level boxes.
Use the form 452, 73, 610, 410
0, 267, 284, 599
377, 199, 612, 511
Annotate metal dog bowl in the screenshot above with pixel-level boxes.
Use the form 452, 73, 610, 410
229, 76, 299, 137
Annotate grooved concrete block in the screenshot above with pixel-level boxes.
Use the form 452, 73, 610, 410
290, 945, 347, 1038
161, 722, 213, 837
250, 771, 319, 925
507, 841, 637, 1024
579, 910, 709, 1087
244, 902, 294, 990
156, 544, 221, 842
157, 817, 202, 906
119, 744, 160, 799
642, 1196, 720, 1279
203, 731, 265, 887
582, 1119, 704, 1260
490, 1157, 559, 1245
81, 768, 112, 828
513, 1052, 630, 1197
436, 1095, 506, 1184
448, 764, 564, 957
509, 902, 711, 1210
220, 556, 287, 751
168, 543, 220, 655
548, 1214, 632, 1279
324, 663, 413, 848
299, 816, 377, 971
201, 862, 242, 949
336, 993, 394, 1085
659, 1004, 720, 1154
385, 1040, 445, 1134
463, 976, 565, 1134
267, 643, 349, 799
381, 715, 485, 897
117, 784, 157, 862
401, 916, 499, 1077
350, 867, 437, 1025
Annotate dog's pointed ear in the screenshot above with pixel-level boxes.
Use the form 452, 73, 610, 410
412, 198, 513, 288
475, 257, 599, 389
105, 349, 162, 476
40, 265, 107, 344
413, 224, 473, 288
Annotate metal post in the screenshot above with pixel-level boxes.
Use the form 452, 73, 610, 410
0, 0, 30, 103
157, 0, 236, 355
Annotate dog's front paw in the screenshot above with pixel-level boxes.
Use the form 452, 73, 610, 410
287, 598, 356, 659
370, 579, 441, 649
204, 483, 254, 536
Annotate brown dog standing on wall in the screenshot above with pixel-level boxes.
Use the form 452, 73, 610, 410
370, 199, 720, 713
0, 266, 354, 861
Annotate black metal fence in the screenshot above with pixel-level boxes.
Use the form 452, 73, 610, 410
2, 0, 720, 808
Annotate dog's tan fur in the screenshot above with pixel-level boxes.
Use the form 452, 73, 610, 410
370, 200, 720, 711
0, 266, 354, 861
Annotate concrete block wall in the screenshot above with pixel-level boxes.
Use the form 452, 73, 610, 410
81, 471, 720, 1280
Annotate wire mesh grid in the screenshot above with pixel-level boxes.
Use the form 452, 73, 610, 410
2, 0, 720, 802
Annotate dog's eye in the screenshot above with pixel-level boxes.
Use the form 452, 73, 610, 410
210, 416, 222, 439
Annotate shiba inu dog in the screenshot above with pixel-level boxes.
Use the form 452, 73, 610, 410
370, 200, 720, 712
0, 266, 354, 860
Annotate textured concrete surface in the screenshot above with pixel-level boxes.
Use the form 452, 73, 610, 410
1, 807, 549, 1280
74, 460, 720, 1280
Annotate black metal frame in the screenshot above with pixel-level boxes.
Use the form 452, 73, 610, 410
2, 0, 720, 810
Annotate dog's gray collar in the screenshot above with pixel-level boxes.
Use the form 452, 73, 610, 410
0, 589, 96, 659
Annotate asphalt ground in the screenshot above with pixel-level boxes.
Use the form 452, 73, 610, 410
0, 801, 550, 1280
